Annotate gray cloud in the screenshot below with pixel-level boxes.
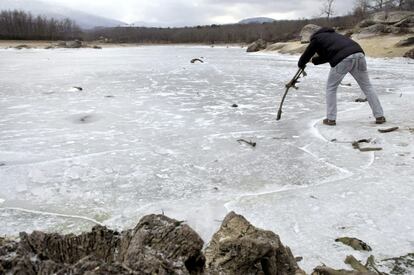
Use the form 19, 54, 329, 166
42, 0, 355, 26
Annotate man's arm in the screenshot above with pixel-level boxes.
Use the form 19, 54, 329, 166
298, 41, 317, 69
311, 55, 329, 65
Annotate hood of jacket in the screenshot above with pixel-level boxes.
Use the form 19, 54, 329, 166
311, 27, 335, 40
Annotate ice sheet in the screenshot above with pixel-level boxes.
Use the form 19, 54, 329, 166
1, 46, 413, 272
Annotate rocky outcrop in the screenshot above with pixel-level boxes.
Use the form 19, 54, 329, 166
204, 212, 304, 275
0, 212, 304, 275
356, 11, 414, 37
0, 214, 205, 274
1, 212, 413, 274
247, 39, 267, 52
371, 11, 414, 25
300, 24, 321, 44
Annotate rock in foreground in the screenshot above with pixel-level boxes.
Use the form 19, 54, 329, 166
0, 214, 205, 274
0, 212, 304, 275
205, 211, 304, 275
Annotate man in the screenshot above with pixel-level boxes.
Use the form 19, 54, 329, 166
298, 27, 386, 126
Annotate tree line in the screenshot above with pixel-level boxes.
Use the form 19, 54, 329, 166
85, 16, 360, 45
0, 10, 81, 40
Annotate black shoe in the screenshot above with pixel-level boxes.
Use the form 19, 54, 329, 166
355, 98, 368, 103
323, 119, 336, 126
375, 116, 386, 124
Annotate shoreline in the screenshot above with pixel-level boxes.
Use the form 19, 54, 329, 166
0, 39, 246, 49
1, 33, 413, 59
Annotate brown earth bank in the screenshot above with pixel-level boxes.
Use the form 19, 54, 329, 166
1, 212, 412, 275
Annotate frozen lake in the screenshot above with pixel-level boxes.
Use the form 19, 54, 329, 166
1, 46, 413, 272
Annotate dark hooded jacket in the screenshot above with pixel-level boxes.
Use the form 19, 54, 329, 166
298, 27, 364, 68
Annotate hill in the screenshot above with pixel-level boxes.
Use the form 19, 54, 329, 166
238, 17, 275, 24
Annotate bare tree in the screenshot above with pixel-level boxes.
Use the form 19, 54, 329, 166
353, 0, 371, 18
321, 0, 335, 20
0, 10, 80, 40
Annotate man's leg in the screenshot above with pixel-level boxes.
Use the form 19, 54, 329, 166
350, 55, 384, 119
326, 66, 347, 120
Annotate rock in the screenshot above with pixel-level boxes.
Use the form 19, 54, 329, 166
246, 39, 267, 52
118, 214, 205, 274
355, 98, 368, 103
266, 42, 288, 51
65, 40, 82, 48
300, 24, 321, 44
403, 48, 414, 59
359, 23, 386, 35
191, 58, 204, 63
335, 237, 372, 251
394, 16, 414, 27
92, 45, 102, 49
18, 226, 121, 265
72, 86, 83, 91
14, 44, 31, 50
371, 11, 414, 25
344, 255, 370, 273
265, 42, 307, 55
311, 266, 377, 275
396, 37, 414, 47
204, 211, 304, 275
383, 25, 402, 34
343, 30, 353, 38
56, 41, 66, 47
358, 19, 376, 28
0, 214, 205, 274
231, 104, 238, 108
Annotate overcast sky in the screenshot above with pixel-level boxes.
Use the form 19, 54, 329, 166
45, 0, 355, 26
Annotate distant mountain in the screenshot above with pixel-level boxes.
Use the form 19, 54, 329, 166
238, 17, 276, 24
0, 0, 126, 29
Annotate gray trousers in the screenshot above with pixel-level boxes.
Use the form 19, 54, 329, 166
326, 52, 384, 120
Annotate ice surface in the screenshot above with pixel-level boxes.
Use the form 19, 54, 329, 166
0, 46, 413, 272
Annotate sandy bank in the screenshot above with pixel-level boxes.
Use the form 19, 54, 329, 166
263, 34, 413, 58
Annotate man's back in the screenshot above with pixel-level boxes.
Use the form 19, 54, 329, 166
299, 28, 364, 68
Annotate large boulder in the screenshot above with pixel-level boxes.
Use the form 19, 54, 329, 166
403, 48, 414, 59
300, 24, 321, 44
65, 40, 82, 48
204, 211, 304, 275
246, 39, 267, 52
358, 23, 386, 36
